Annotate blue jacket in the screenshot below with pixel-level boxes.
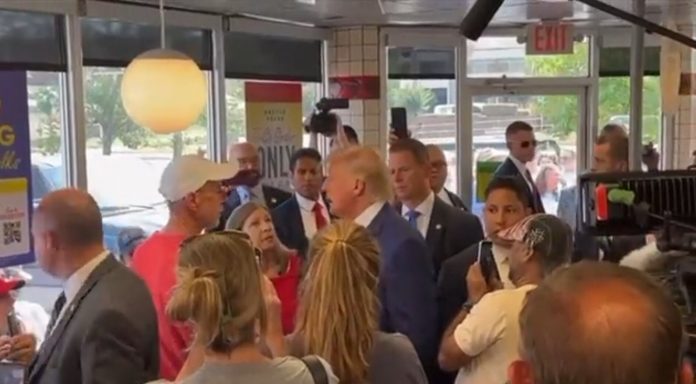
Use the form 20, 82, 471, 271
366, 204, 438, 369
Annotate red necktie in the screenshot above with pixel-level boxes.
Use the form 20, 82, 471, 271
313, 203, 328, 230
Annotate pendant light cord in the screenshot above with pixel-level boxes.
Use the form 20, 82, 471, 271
159, 0, 165, 49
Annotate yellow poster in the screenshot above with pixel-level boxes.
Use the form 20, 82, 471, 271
245, 82, 303, 191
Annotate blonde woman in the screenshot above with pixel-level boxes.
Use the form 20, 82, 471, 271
290, 220, 427, 384
226, 202, 301, 335
153, 231, 337, 384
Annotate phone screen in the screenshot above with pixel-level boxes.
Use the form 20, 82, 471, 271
477, 241, 500, 284
390, 107, 408, 139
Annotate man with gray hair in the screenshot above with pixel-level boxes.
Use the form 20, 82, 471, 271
438, 214, 571, 384
509, 261, 693, 384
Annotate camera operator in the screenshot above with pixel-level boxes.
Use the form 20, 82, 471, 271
573, 128, 646, 263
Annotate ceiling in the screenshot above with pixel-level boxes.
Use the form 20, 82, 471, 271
107, 0, 696, 28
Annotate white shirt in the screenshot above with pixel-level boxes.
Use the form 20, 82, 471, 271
491, 244, 514, 289
401, 192, 436, 239
354, 202, 386, 228
453, 284, 537, 384
52, 251, 109, 332
509, 156, 534, 193
295, 192, 330, 240
437, 188, 454, 206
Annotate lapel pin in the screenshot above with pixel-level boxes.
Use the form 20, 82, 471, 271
436, 224, 442, 230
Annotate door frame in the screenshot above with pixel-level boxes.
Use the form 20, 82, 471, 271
459, 84, 589, 208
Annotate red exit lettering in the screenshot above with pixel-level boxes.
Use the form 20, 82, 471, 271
529, 23, 573, 55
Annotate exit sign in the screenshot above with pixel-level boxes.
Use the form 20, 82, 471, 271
527, 23, 574, 55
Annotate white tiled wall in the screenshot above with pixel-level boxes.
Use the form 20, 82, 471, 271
329, 26, 382, 149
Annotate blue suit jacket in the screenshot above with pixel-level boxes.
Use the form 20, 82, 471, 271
366, 204, 438, 368
272, 195, 309, 258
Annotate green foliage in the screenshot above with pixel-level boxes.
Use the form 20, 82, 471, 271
388, 82, 436, 118
32, 87, 61, 155
84, 68, 152, 155
225, 80, 246, 142
526, 43, 661, 143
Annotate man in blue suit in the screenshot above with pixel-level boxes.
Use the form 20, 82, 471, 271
324, 145, 438, 382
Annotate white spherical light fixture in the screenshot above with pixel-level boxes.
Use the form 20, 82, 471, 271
121, 48, 207, 134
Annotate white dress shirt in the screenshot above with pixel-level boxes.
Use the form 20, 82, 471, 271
52, 250, 109, 332
437, 188, 455, 206
453, 284, 537, 384
401, 192, 436, 239
295, 192, 330, 240
354, 202, 386, 228
509, 156, 534, 193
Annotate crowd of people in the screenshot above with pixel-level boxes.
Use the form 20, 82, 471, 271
0, 119, 692, 384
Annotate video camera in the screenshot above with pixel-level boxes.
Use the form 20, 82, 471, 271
305, 98, 349, 136
578, 170, 696, 352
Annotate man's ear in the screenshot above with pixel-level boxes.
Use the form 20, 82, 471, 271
353, 178, 366, 197
508, 360, 534, 384
679, 359, 693, 384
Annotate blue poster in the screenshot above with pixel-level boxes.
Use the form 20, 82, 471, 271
0, 71, 34, 267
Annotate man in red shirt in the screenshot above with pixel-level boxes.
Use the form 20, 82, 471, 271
131, 154, 240, 380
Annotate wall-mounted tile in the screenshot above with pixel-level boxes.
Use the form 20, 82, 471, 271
337, 30, 350, 46
363, 130, 381, 147
364, 60, 379, 76
327, 46, 336, 62
364, 100, 380, 115
337, 62, 350, 77
364, 114, 380, 131
350, 117, 364, 132
350, 45, 363, 61
349, 100, 364, 115
336, 46, 350, 62
363, 26, 379, 45
363, 45, 378, 61
329, 63, 337, 77
350, 28, 363, 46
350, 61, 363, 76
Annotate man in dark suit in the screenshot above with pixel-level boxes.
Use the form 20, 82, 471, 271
27, 189, 158, 384
493, 121, 545, 213
574, 129, 645, 262
217, 142, 291, 230
426, 144, 469, 211
437, 177, 532, 330
389, 139, 483, 277
324, 145, 438, 382
272, 148, 329, 258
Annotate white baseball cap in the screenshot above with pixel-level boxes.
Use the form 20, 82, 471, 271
159, 154, 239, 202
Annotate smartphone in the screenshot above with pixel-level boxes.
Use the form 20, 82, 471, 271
390, 107, 408, 139
477, 240, 500, 284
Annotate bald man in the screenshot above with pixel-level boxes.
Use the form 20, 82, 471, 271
27, 189, 158, 384
323, 146, 438, 382
217, 142, 291, 230
509, 262, 693, 384
426, 144, 468, 211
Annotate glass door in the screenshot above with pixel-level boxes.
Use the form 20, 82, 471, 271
467, 88, 585, 217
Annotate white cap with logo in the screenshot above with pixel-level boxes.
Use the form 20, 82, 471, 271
159, 154, 239, 202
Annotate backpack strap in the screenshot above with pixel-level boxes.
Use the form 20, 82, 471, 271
300, 355, 329, 384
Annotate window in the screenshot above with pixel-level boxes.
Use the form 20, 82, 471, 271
26, 71, 66, 310
387, 45, 459, 194
598, 76, 662, 153
0, 10, 66, 71
467, 37, 589, 78
82, 66, 210, 254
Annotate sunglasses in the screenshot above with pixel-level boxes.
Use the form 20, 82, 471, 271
180, 230, 263, 265
520, 140, 538, 149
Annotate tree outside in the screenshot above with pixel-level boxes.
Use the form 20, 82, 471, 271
33, 86, 62, 155
526, 43, 661, 144
388, 81, 437, 118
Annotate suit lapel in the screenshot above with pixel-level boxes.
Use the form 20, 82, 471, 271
289, 197, 308, 252
426, 199, 446, 265
28, 256, 118, 382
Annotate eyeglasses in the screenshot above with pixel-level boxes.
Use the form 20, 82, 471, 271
180, 229, 262, 265
520, 140, 538, 149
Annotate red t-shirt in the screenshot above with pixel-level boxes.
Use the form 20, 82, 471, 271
131, 231, 191, 381
271, 253, 301, 335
